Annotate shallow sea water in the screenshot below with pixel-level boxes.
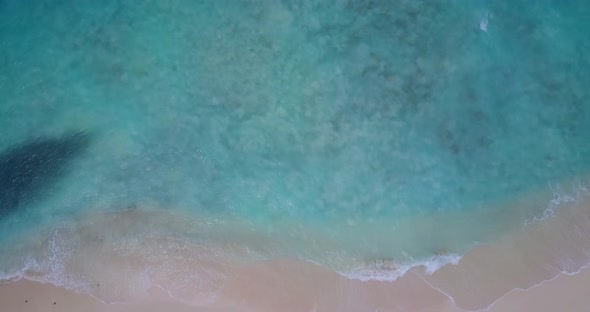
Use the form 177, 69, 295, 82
1, 0, 590, 301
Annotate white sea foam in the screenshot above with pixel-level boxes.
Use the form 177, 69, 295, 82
524, 182, 590, 226
341, 253, 463, 282
0, 229, 93, 296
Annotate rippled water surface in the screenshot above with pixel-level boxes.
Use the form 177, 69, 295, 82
1, 0, 589, 292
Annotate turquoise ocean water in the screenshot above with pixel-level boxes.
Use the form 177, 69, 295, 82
1, 0, 590, 300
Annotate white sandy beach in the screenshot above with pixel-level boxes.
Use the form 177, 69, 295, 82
1, 261, 589, 312
1, 196, 589, 312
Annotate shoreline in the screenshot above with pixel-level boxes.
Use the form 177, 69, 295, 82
1, 185, 589, 311
2, 260, 590, 312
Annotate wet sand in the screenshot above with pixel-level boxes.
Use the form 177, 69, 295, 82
1, 262, 590, 312
1, 192, 589, 311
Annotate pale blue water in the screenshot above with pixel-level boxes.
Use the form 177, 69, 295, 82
1, 0, 590, 298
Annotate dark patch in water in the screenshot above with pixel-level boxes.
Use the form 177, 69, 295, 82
0, 131, 90, 217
